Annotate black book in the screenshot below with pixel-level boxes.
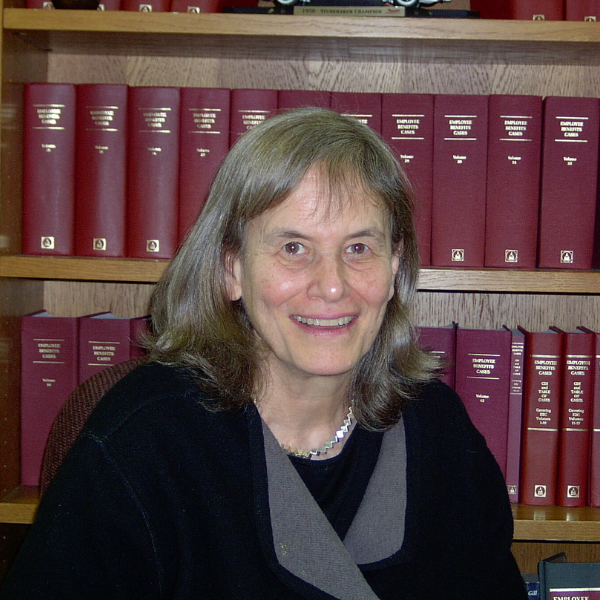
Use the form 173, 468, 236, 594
539, 553, 600, 600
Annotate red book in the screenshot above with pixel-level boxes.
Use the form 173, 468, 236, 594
470, 2, 564, 20
431, 94, 489, 268
75, 84, 128, 258
122, 0, 169, 10
277, 89, 332, 111
127, 86, 180, 259
21, 311, 79, 486
455, 327, 512, 478
330, 92, 382, 134
566, 0, 600, 20
415, 322, 457, 389
97, 0, 122, 9
170, 0, 222, 10
229, 88, 278, 146
519, 327, 563, 506
26, 0, 55, 6
510, 0, 565, 19
504, 326, 525, 503
78, 312, 148, 383
178, 87, 230, 242
23, 83, 76, 256
551, 327, 594, 507
538, 96, 600, 269
469, 0, 508, 18
381, 94, 434, 266
581, 327, 600, 507
484, 95, 543, 269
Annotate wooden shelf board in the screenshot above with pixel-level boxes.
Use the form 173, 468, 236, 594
0, 255, 168, 282
513, 504, 600, 542
5, 10, 600, 63
418, 268, 600, 294
0, 486, 38, 525
2, 257, 600, 292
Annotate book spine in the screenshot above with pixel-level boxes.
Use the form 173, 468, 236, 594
589, 331, 600, 507
129, 315, 151, 359
484, 94, 543, 269
122, 0, 169, 9
556, 329, 594, 507
538, 96, 600, 269
510, 0, 565, 19
519, 329, 563, 506
381, 93, 434, 267
469, 0, 510, 18
277, 89, 332, 111
26, 0, 54, 6
330, 91, 382, 135
566, 0, 600, 20
178, 87, 230, 243
415, 323, 457, 389
23, 83, 76, 256
97, 0, 122, 9
78, 313, 139, 384
20, 312, 79, 486
454, 328, 512, 477
505, 326, 525, 503
431, 94, 489, 268
127, 86, 180, 259
229, 88, 278, 146
75, 84, 128, 258
170, 0, 222, 11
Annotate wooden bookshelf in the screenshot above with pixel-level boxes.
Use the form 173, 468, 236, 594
1, 256, 600, 293
3, 4, 600, 580
5, 10, 600, 62
0, 487, 38, 526
0, 255, 168, 282
513, 505, 600, 542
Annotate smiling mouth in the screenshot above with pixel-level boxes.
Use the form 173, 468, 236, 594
292, 315, 354, 327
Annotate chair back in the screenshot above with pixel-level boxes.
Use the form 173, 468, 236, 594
40, 357, 147, 494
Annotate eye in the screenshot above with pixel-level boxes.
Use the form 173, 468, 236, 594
283, 241, 306, 255
346, 243, 369, 255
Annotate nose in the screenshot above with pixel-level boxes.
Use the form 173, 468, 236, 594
307, 254, 349, 302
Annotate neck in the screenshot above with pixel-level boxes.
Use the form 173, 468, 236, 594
255, 369, 354, 460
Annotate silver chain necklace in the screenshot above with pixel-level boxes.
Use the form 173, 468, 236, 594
280, 406, 354, 459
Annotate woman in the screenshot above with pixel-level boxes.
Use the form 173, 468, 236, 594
1, 107, 527, 599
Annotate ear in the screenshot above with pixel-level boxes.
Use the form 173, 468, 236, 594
388, 243, 402, 300
224, 252, 243, 301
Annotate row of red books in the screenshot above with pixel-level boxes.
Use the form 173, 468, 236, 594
24, 83, 600, 269
21, 308, 600, 509
27, 0, 600, 19
20, 310, 149, 487
26, 0, 251, 12
416, 324, 600, 508
471, 0, 600, 20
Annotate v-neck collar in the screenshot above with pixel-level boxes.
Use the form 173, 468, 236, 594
248, 405, 408, 600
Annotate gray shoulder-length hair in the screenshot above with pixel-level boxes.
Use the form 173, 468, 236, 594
147, 106, 435, 430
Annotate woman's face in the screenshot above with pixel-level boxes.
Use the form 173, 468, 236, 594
227, 169, 400, 387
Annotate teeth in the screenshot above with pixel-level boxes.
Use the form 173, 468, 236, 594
293, 316, 353, 327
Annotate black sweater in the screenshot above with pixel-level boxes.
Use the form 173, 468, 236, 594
1, 361, 527, 600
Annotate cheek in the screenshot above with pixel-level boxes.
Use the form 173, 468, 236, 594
243, 269, 306, 311
353, 269, 396, 308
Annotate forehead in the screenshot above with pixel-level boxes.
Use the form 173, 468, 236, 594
247, 169, 390, 238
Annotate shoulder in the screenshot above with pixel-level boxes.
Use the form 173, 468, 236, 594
405, 378, 470, 424
402, 377, 487, 454
78, 361, 211, 444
